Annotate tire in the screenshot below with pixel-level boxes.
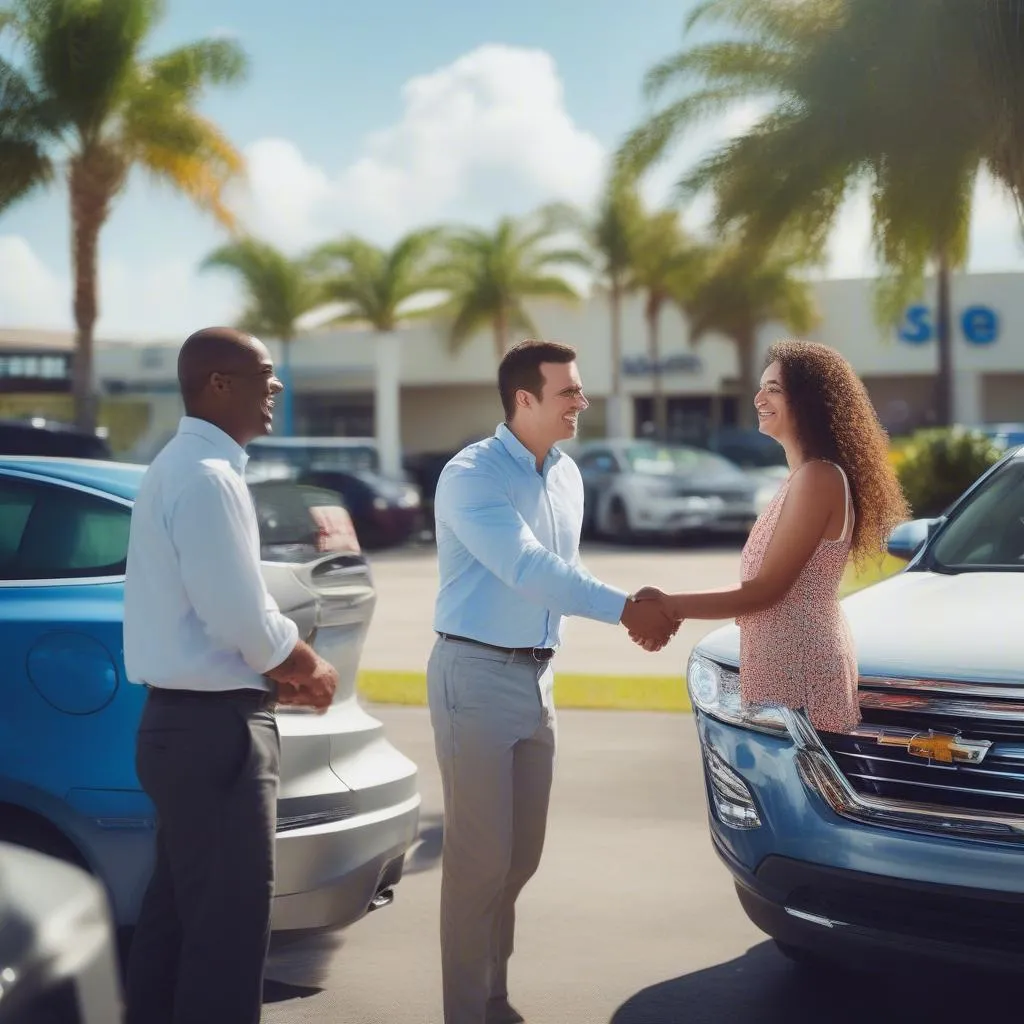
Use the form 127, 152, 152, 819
0, 806, 89, 871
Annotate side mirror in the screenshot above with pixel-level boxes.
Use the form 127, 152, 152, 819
886, 518, 939, 562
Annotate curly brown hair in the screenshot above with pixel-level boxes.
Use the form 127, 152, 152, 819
764, 340, 911, 565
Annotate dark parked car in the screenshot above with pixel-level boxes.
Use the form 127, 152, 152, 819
0, 419, 111, 460
248, 438, 423, 549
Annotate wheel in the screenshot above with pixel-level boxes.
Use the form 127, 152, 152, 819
0, 806, 88, 870
605, 497, 632, 542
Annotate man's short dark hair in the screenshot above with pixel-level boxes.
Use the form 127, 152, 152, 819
498, 339, 577, 420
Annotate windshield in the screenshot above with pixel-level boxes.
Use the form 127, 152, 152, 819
930, 458, 1024, 571
624, 444, 743, 478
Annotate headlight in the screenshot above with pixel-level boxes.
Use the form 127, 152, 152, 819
397, 486, 421, 508
687, 653, 788, 735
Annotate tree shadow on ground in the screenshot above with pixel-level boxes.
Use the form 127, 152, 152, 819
610, 941, 1019, 1024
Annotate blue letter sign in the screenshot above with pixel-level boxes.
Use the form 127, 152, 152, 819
897, 304, 1000, 346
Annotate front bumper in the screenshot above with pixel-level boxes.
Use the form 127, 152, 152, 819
631, 499, 756, 534
698, 712, 1024, 968
723, 845, 1024, 972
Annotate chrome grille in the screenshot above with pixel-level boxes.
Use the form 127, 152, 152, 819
818, 677, 1024, 818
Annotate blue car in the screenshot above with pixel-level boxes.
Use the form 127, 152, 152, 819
0, 457, 420, 943
689, 444, 1024, 972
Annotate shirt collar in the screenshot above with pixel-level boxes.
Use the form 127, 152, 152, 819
177, 416, 249, 473
495, 422, 563, 470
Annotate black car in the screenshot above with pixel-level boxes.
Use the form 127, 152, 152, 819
245, 438, 424, 550
0, 420, 111, 460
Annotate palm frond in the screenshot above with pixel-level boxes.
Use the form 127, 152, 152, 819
616, 85, 760, 176
644, 42, 793, 101
0, 137, 52, 209
129, 109, 243, 227
147, 38, 247, 94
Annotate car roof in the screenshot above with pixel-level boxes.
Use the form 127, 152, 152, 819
0, 457, 146, 499
250, 436, 377, 448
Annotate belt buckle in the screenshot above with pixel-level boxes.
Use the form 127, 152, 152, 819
531, 647, 548, 663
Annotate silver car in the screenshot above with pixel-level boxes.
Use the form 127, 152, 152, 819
0, 842, 122, 1023
0, 459, 420, 947
576, 440, 770, 541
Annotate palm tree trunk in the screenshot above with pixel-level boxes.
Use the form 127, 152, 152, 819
607, 281, 627, 439
69, 148, 122, 434
935, 251, 954, 427
734, 325, 758, 430
279, 339, 295, 436
494, 306, 509, 362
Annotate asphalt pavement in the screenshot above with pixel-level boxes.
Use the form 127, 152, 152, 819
359, 540, 747, 678
262, 705, 1017, 1024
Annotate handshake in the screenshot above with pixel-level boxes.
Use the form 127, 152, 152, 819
620, 587, 679, 653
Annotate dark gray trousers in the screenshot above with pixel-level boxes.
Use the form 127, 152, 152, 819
124, 687, 280, 1024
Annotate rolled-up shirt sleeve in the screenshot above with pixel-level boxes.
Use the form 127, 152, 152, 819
436, 463, 627, 623
170, 470, 299, 673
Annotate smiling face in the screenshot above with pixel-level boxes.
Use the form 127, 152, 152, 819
526, 360, 590, 444
209, 337, 284, 445
754, 360, 794, 444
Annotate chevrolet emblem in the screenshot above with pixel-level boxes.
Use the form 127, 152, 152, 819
876, 730, 992, 765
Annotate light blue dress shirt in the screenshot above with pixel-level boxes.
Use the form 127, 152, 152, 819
124, 417, 298, 691
432, 423, 628, 650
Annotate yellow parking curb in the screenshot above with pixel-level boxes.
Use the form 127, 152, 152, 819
358, 670, 692, 712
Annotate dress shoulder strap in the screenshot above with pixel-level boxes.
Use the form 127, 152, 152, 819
827, 461, 853, 542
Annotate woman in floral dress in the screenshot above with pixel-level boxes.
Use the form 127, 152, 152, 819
634, 340, 910, 732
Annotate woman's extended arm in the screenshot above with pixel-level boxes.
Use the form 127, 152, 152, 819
642, 461, 844, 621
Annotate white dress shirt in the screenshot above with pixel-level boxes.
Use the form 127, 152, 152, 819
123, 417, 298, 692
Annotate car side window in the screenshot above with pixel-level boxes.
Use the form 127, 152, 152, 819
0, 477, 131, 580
579, 452, 618, 473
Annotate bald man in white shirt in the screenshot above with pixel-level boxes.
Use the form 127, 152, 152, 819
122, 328, 338, 1024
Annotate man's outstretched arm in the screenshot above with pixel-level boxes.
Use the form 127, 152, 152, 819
437, 463, 674, 641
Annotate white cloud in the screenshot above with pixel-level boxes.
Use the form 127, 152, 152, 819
230, 44, 607, 251
0, 236, 67, 328
0, 235, 237, 340
7, 43, 1024, 338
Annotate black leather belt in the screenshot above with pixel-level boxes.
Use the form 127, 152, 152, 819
437, 633, 555, 662
144, 684, 276, 708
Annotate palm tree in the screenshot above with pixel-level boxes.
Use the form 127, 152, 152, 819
307, 229, 448, 477
200, 238, 324, 436
630, 209, 703, 438
619, 0, 989, 427
679, 242, 818, 429
436, 206, 589, 362
0, 0, 247, 432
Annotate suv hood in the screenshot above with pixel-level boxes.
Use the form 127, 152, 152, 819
695, 569, 1021, 685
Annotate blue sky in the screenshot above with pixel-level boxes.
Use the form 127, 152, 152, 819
3, 0, 1024, 339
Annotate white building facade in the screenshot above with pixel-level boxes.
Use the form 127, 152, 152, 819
94, 271, 1023, 467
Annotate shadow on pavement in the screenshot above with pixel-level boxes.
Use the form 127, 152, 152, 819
263, 929, 347, 998
610, 941, 1019, 1024
403, 812, 443, 875
263, 979, 321, 1004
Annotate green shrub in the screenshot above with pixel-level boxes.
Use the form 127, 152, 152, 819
896, 427, 1002, 518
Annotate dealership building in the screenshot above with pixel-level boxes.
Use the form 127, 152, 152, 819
3, 271, 1020, 470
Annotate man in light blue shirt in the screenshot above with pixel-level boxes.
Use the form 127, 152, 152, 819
428, 339, 674, 1024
